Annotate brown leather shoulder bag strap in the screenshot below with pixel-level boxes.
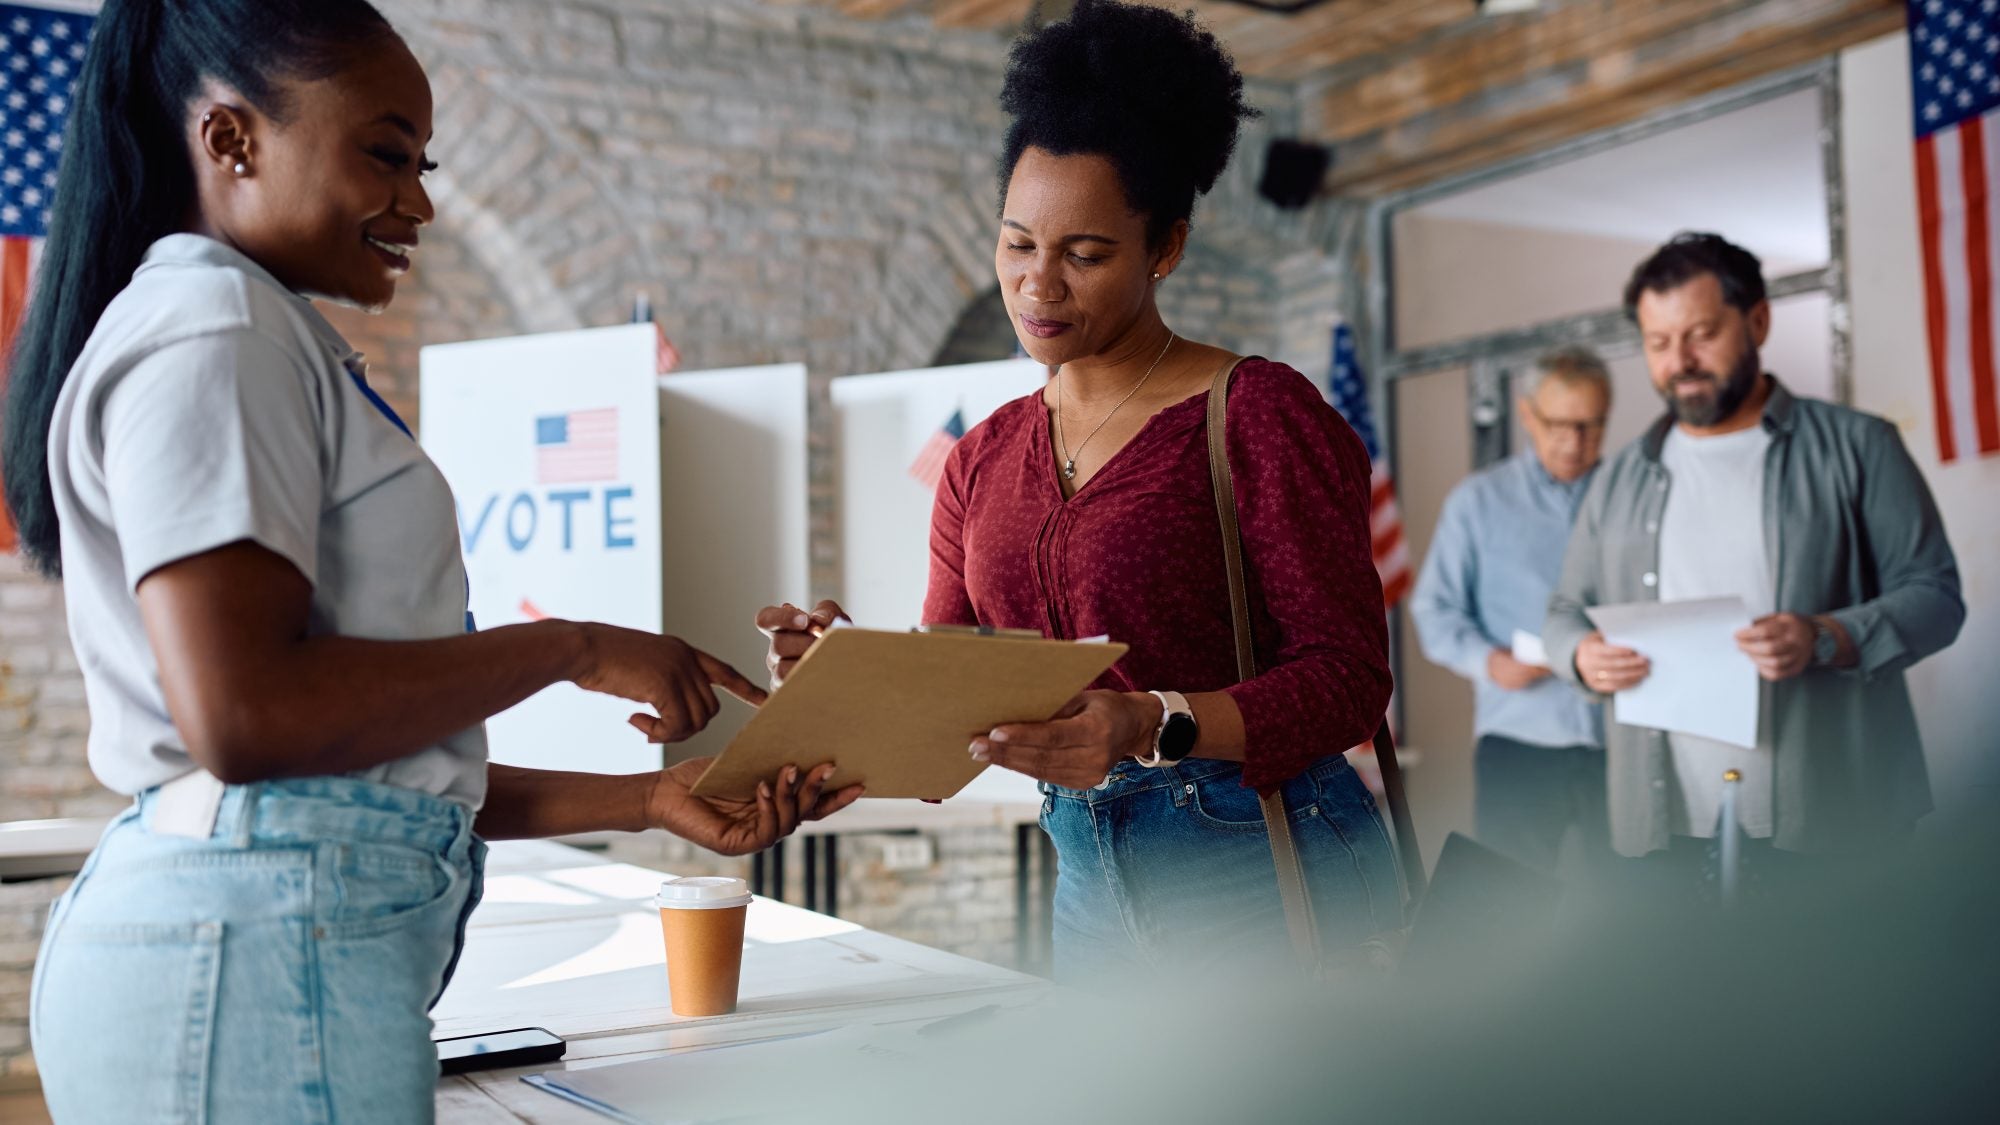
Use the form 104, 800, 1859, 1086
1205, 358, 1322, 971
1206, 359, 1427, 967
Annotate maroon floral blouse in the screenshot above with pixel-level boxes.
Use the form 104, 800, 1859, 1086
923, 358, 1391, 791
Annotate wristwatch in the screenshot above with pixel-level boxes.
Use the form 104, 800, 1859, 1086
1135, 691, 1198, 768
1809, 617, 1840, 667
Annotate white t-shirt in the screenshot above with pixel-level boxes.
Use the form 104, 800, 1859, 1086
1657, 423, 1773, 839
47, 234, 488, 807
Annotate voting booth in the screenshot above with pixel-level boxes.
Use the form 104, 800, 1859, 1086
830, 359, 1050, 804
830, 358, 1046, 628
420, 325, 810, 773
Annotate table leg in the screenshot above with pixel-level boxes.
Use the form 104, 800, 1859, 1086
770, 839, 787, 903
804, 837, 819, 913
1037, 828, 1057, 975
750, 850, 766, 898
1014, 824, 1032, 971
823, 835, 840, 918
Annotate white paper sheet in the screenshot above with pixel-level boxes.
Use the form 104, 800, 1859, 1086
1584, 597, 1759, 749
1510, 629, 1549, 668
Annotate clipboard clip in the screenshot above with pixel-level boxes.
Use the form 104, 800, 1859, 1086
910, 624, 1044, 639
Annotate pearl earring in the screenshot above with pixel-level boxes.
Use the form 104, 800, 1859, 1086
1152, 272, 1162, 280
233, 162, 248, 176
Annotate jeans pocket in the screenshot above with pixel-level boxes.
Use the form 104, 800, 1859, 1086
323, 840, 458, 940
34, 919, 224, 1124
1187, 770, 1272, 833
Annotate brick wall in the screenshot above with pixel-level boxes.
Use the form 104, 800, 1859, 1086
0, 0, 1368, 1083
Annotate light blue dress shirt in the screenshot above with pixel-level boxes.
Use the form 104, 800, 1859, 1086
1410, 451, 1603, 750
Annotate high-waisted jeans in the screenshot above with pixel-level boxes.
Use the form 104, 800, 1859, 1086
30, 775, 486, 1124
1040, 752, 1401, 982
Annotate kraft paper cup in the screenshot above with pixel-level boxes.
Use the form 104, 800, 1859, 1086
655, 876, 752, 1017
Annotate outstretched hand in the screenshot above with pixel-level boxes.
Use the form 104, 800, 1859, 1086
645, 758, 864, 855
568, 624, 768, 743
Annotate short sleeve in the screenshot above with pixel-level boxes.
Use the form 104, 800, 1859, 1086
98, 330, 324, 592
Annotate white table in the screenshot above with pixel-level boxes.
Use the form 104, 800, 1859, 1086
434, 839, 1047, 1123
0, 817, 108, 881
556, 790, 1054, 969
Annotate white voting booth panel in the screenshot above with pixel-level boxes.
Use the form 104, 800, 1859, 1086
656, 364, 812, 762
421, 325, 809, 774
830, 359, 1049, 805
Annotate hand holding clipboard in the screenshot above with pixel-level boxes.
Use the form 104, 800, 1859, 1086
706, 603, 1126, 801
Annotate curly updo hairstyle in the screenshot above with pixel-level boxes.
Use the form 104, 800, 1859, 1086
997, 0, 1259, 249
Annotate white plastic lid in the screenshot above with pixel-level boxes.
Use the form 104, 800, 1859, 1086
654, 876, 753, 910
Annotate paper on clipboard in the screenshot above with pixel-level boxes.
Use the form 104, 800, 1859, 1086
690, 628, 1127, 801
1584, 596, 1758, 749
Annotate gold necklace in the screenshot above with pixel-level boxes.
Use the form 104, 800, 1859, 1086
1056, 331, 1176, 482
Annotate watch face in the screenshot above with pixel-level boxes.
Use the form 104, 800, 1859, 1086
1813, 626, 1838, 666
1159, 712, 1199, 762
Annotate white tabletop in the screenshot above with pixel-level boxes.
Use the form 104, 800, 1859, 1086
435, 839, 1046, 1122
0, 817, 109, 880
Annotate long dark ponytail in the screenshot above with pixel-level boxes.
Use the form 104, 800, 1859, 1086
0, 0, 397, 576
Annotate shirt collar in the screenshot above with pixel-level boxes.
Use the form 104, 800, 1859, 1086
1640, 373, 1796, 461
1518, 448, 1594, 495
138, 233, 364, 372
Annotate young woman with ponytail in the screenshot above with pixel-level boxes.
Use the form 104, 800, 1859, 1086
5, 3, 860, 1118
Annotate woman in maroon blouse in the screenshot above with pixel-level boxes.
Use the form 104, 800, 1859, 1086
763, 0, 1398, 978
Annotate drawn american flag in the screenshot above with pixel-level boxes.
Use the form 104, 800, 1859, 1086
1911, 0, 2000, 463
0, 3, 91, 552
1326, 323, 1411, 609
907, 407, 964, 491
535, 408, 619, 484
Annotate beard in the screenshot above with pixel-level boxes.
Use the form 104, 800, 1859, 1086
1659, 345, 1759, 428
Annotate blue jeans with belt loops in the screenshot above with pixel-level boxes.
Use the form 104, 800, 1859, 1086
30, 775, 486, 1124
1039, 752, 1401, 983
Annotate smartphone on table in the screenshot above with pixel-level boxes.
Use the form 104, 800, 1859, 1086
435, 1027, 566, 1075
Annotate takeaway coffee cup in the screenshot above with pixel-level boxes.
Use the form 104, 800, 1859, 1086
655, 876, 753, 1017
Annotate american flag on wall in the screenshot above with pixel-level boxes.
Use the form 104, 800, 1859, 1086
1911, 0, 2000, 463
0, 3, 92, 552
907, 408, 964, 491
1326, 323, 1411, 609
535, 408, 620, 484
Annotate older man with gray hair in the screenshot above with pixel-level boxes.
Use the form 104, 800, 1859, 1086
1411, 347, 1613, 875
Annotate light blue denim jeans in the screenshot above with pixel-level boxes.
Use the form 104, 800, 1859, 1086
30, 775, 486, 1124
1040, 753, 1401, 982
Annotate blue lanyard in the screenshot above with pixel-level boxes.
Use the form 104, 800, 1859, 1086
344, 363, 476, 633
345, 365, 415, 440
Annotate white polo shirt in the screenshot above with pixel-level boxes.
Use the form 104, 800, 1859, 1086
47, 234, 488, 808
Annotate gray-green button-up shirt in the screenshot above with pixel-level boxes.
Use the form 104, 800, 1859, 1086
1544, 380, 1964, 857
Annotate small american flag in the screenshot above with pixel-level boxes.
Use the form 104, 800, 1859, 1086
1326, 323, 1411, 608
0, 3, 92, 553
535, 408, 619, 484
908, 408, 965, 491
1911, 0, 2000, 463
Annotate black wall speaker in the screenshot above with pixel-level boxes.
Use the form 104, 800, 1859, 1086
1257, 139, 1332, 210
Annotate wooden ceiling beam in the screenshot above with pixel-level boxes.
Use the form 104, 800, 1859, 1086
1249, 0, 1473, 80
1312, 0, 1745, 142
930, 0, 1039, 29
1321, 0, 1904, 194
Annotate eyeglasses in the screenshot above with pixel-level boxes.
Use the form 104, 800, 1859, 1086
1529, 406, 1608, 440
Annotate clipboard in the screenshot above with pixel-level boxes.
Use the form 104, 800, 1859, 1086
689, 628, 1128, 800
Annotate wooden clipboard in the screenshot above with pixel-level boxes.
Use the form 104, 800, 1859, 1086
689, 628, 1128, 800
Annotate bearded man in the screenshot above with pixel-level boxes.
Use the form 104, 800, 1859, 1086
1543, 233, 1963, 893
